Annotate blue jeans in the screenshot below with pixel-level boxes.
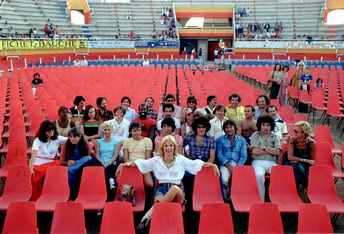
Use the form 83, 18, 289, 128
68, 156, 95, 199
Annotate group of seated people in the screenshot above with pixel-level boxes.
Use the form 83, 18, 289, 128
29, 92, 316, 224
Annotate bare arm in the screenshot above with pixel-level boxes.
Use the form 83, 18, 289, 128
208, 149, 215, 163
202, 162, 219, 177
123, 148, 129, 162
30, 150, 38, 174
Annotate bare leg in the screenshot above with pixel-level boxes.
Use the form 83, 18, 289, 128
143, 173, 154, 188
154, 185, 184, 203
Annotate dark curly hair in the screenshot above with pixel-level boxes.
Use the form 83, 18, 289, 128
192, 116, 211, 133
36, 120, 58, 142
161, 117, 176, 132
256, 115, 275, 132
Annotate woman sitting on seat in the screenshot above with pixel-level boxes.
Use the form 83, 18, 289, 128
30, 120, 67, 200
55, 106, 75, 137
80, 105, 100, 141
62, 127, 100, 199
117, 135, 219, 227
286, 121, 315, 191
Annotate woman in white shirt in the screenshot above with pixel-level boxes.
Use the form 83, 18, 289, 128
30, 120, 67, 200
117, 135, 219, 227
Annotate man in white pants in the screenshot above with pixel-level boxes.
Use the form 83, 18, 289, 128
251, 115, 281, 201
216, 119, 247, 201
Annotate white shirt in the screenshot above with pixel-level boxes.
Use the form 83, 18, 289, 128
104, 118, 130, 139
157, 117, 181, 131
209, 116, 228, 140
201, 105, 216, 116
135, 155, 204, 184
273, 116, 288, 140
32, 136, 67, 165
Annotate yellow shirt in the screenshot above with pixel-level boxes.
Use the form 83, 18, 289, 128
225, 105, 245, 123
123, 137, 153, 161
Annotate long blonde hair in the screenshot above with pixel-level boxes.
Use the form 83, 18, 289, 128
158, 135, 178, 157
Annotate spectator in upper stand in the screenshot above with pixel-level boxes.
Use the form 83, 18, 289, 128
225, 93, 245, 124
266, 105, 288, 141
239, 105, 257, 144
155, 117, 183, 155
55, 106, 75, 137
96, 97, 113, 122
157, 103, 181, 134
158, 94, 182, 120
80, 105, 100, 141
144, 96, 158, 120
181, 108, 194, 138
314, 77, 324, 88
268, 63, 283, 99
278, 66, 290, 106
209, 105, 228, 140
30, 120, 68, 200
290, 62, 312, 92
122, 122, 154, 188
104, 106, 130, 139
254, 95, 270, 119
133, 104, 156, 139
183, 116, 215, 163
251, 115, 281, 201
286, 121, 315, 191
31, 72, 43, 95
70, 96, 86, 127
120, 96, 137, 122
201, 95, 217, 120
216, 119, 247, 201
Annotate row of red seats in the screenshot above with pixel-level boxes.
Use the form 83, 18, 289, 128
2, 200, 334, 233
0, 164, 342, 216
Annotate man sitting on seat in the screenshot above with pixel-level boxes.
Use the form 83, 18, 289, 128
216, 119, 247, 201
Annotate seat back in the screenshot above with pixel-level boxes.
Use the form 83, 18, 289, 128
40, 166, 69, 199
150, 202, 184, 234
3, 165, 31, 198
270, 165, 298, 195
297, 204, 333, 234
50, 202, 85, 234
2, 202, 37, 234
314, 125, 333, 148
308, 165, 337, 197
193, 167, 223, 211
231, 166, 260, 198
314, 142, 335, 167
116, 166, 145, 212
100, 201, 135, 234
77, 166, 107, 199
248, 203, 283, 234
198, 203, 234, 234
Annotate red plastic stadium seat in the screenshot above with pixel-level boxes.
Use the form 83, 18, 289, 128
297, 204, 333, 234
36, 166, 69, 211
308, 166, 344, 213
51, 202, 86, 234
150, 202, 184, 234
193, 167, 223, 212
315, 142, 344, 178
100, 201, 135, 234
116, 166, 145, 212
198, 203, 234, 234
248, 203, 283, 234
0, 165, 32, 210
75, 167, 107, 210
2, 202, 38, 234
269, 166, 304, 212
231, 166, 262, 212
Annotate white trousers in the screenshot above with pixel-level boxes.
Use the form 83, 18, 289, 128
252, 160, 277, 201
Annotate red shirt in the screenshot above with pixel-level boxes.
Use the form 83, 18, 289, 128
133, 117, 156, 137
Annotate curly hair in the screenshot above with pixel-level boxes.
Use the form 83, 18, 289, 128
256, 115, 275, 132
191, 116, 211, 133
36, 120, 58, 142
